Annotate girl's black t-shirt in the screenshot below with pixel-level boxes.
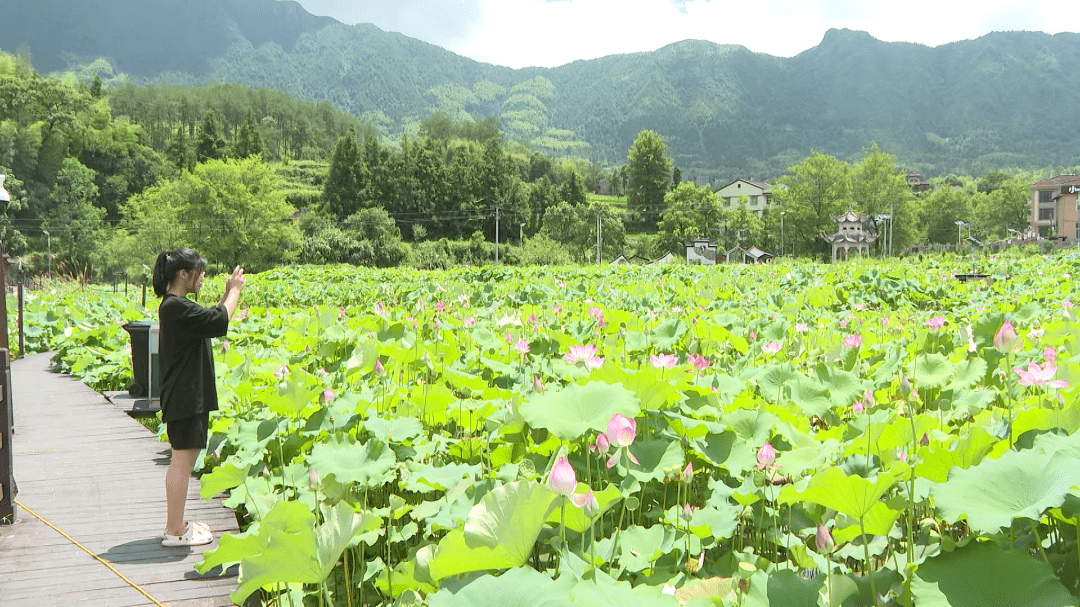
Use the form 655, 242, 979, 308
158, 293, 229, 422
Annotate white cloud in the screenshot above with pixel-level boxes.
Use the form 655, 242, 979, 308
291, 0, 1078, 69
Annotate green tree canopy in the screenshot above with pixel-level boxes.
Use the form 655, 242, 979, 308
111, 156, 300, 274
626, 130, 671, 233
774, 151, 852, 257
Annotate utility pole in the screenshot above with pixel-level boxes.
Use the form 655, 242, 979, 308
888, 204, 894, 257
596, 212, 602, 265
495, 205, 500, 264
780, 211, 785, 257
519, 222, 526, 244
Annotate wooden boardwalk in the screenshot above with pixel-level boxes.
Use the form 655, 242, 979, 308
0, 353, 241, 606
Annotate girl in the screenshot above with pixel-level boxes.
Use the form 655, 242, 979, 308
152, 248, 245, 547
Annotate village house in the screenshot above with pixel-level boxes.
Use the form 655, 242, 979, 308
1030, 174, 1080, 242
715, 178, 772, 212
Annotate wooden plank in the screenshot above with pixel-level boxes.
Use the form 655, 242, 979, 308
0, 353, 242, 607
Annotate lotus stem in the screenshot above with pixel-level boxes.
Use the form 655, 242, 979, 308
860, 518, 879, 607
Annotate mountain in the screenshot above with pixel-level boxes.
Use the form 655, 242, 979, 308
3, 0, 1079, 178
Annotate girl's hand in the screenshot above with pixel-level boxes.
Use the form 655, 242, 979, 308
226, 265, 246, 292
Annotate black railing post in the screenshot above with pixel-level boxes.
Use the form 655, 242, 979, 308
0, 347, 15, 524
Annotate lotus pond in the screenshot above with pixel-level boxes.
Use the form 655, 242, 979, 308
24, 253, 1080, 606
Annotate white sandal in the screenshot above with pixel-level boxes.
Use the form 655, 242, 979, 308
161, 522, 213, 547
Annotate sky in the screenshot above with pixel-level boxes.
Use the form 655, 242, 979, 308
289, 0, 1072, 69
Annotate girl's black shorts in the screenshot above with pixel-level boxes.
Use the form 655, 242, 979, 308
166, 412, 209, 450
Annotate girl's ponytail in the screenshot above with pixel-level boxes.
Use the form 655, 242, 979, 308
151, 248, 207, 297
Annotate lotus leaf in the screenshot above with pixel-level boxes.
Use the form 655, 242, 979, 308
910, 542, 1075, 607
520, 381, 640, 440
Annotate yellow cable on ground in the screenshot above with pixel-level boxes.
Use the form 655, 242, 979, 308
14, 499, 168, 607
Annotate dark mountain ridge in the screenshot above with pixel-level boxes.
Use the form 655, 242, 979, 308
3, 0, 1078, 177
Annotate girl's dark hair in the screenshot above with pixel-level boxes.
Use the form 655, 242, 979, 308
152, 248, 207, 296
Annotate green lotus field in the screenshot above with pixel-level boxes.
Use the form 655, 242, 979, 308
23, 252, 1080, 606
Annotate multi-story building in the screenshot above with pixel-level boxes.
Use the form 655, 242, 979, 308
715, 179, 772, 212
1030, 175, 1080, 242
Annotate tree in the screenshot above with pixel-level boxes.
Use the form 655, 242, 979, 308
43, 158, 104, 273
655, 181, 723, 254
195, 110, 225, 162
973, 173, 1030, 240
231, 109, 265, 159
324, 130, 361, 219
671, 166, 682, 190
343, 207, 407, 267
539, 200, 623, 262
919, 188, 974, 245
115, 157, 300, 272
850, 143, 916, 251
563, 171, 586, 205
626, 130, 671, 233
774, 151, 852, 257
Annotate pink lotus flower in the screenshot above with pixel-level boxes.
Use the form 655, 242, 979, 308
605, 413, 640, 468
852, 400, 865, 414
926, 315, 945, 330
1014, 362, 1069, 388
464, 316, 476, 327
749, 330, 757, 341
650, 353, 678, 369
274, 364, 289, 378
761, 340, 782, 355
842, 334, 862, 348
994, 319, 1018, 352
571, 488, 600, 518
322, 388, 335, 403
688, 353, 711, 370
816, 524, 835, 553
1044, 347, 1057, 364
374, 359, 385, 376
683, 462, 694, 483
840, 319, 848, 329
221, 340, 229, 352
565, 343, 598, 364
515, 338, 530, 354
584, 355, 605, 371
373, 301, 386, 315
435, 300, 446, 313
591, 432, 610, 453
548, 456, 577, 497
795, 322, 809, 333
757, 442, 776, 468
552, 304, 563, 313
458, 293, 469, 304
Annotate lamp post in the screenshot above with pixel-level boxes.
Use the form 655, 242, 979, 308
955, 221, 968, 248
780, 211, 785, 257
42, 230, 50, 278
519, 222, 526, 244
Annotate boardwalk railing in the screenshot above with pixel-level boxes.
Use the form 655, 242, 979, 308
0, 347, 13, 524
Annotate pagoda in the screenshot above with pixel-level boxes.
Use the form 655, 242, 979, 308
823, 210, 878, 262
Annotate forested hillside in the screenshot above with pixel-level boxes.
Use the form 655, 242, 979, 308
4, 0, 1080, 178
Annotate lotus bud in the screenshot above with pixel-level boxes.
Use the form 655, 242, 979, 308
547, 456, 577, 497
757, 442, 776, 467
682, 462, 694, 484
572, 488, 600, 518
815, 523, 835, 553
994, 319, 1018, 352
